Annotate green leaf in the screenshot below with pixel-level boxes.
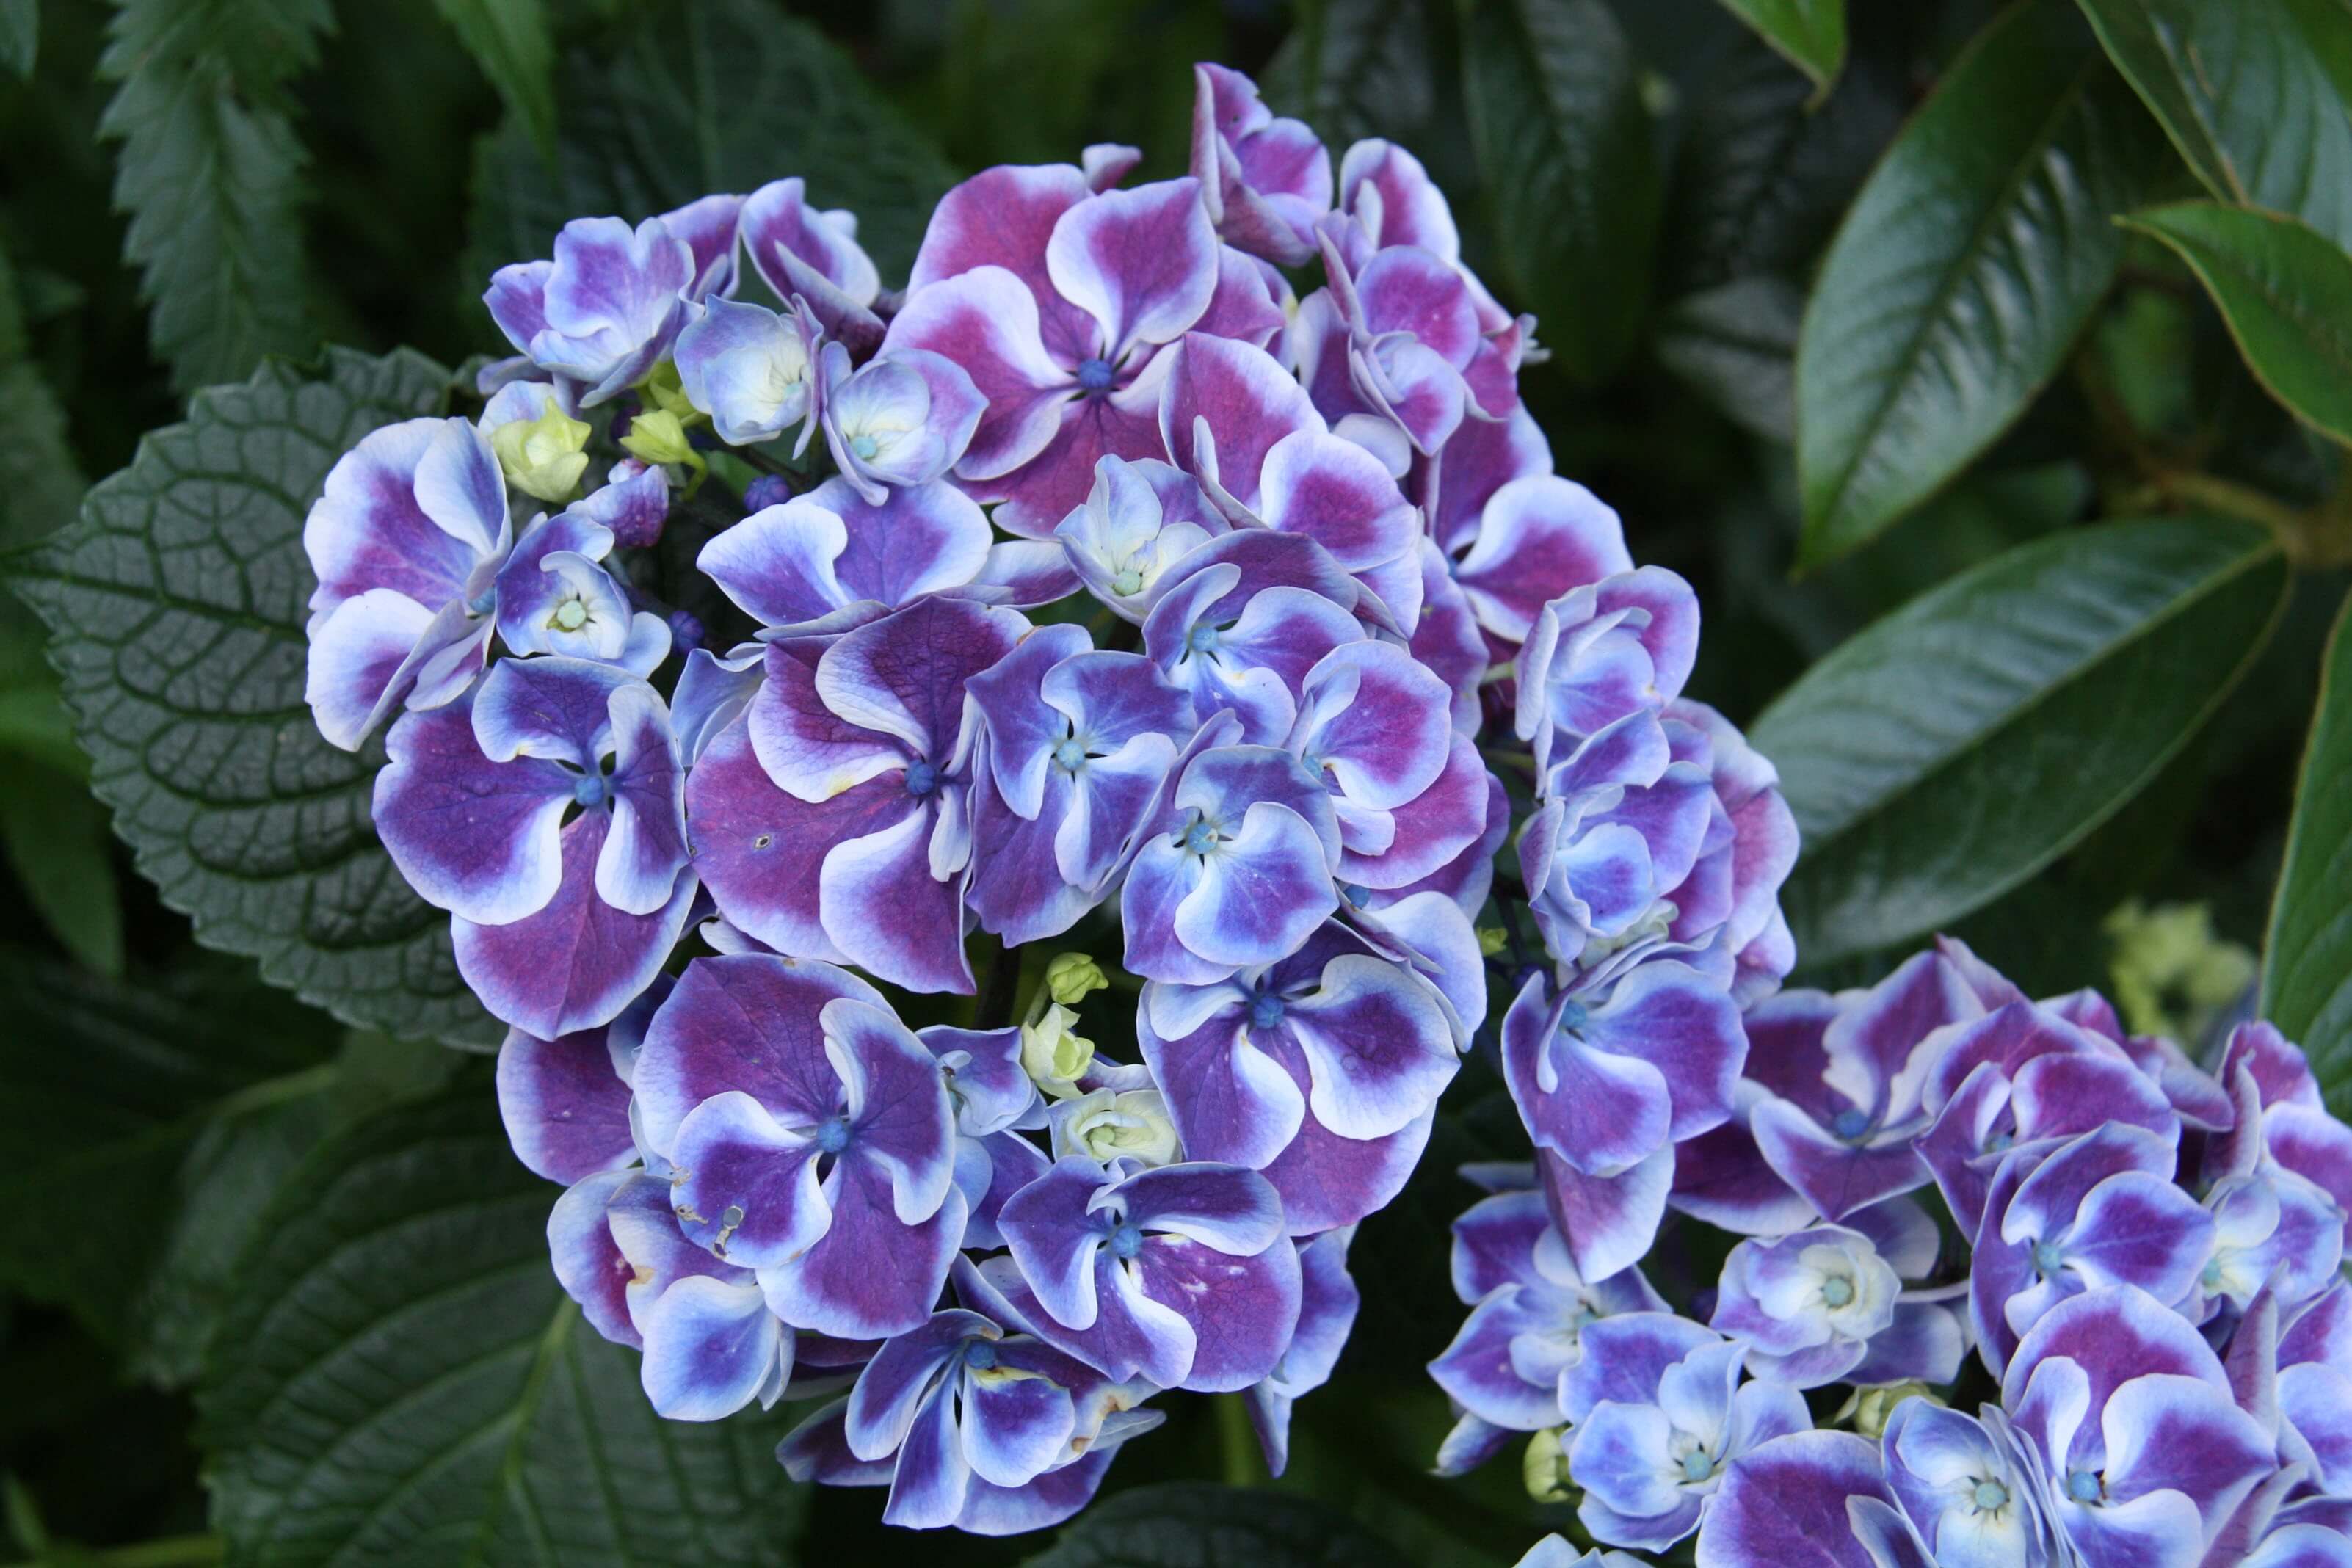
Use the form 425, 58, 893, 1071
1461, 0, 1661, 385
0, 763, 124, 976
431, 0, 555, 162
1262, 0, 1443, 149
1752, 517, 2288, 968
1711, 0, 1845, 96
0, 244, 86, 552
199, 1086, 805, 1567
2119, 201, 2352, 446
465, 0, 957, 295
1026, 1483, 1415, 1567
1794, 0, 2165, 567
1655, 275, 1804, 442
95, 0, 332, 392
10, 347, 497, 1046
2265, 589, 2352, 1105
0, 947, 334, 1344
0, 0, 33, 80
2077, 0, 2352, 248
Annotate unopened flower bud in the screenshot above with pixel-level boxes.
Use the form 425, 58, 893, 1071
1522, 1426, 1574, 1503
641, 359, 697, 421
1020, 1003, 1095, 1098
491, 400, 591, 503
620, 408, 700, 470
742, 473, 792, 512
1835, 1381, 1940, 1440
1476, 926, 1509, 957
1045, 952, 1109, 1006
1051, 1087, 1179, 1166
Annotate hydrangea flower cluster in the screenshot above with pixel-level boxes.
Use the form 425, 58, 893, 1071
300, 60, 1782, 1535
1445, 930, 2352, 1568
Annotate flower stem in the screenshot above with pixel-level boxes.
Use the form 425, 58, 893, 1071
1215, 1393, 1259, 1487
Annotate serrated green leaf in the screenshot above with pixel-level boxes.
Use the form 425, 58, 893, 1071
1661, 24, 1903, 297
1794, 0, 2166, 567
10, 347, 497, 1046
2077, 0, 2352, 248
1712, 0, 1845, 95
1753, 518, 2288, 968
432, 0, 555, 163
199, 1087, 805, 1567
0, 0, 34, 81
465, 0, 956, 297
2120, 201, 2352, 446
0, 245, 86, 552
1655, 275, 1803, 442
96, 0, 333, 392
0, 947, 333, 1344
1261, 0, 1442, 149
1026, 1483, 1415, 1567
2265, 589, 2352, 1107
1461, 0, 1660, 385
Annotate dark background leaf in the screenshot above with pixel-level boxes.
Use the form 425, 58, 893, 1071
2265, 590, 2352, 1108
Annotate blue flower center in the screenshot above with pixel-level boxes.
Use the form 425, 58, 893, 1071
1680, 1450, 1713, 1483
572, 772, 608, 808
813, 1116, 852, 1154
904, 760, 940, 796
1984, 1130, 2014, 1154
1075, 357, 1116, 392
963, 1340, 998, 1372
1831, 1107, 1871, 1141
1111, 567, 1144, 597
1973, 1478, 2010, 1511
849, 433, 880, 460
1186, 620, 1219, 655
1249, 990, 1286, 1030
1108, 1222, 1145, 1259
552, 598, 589, 632
2065, 1469, 2100, 1504
1180, 815, 1219, 854
2202, 1256, 2224, 1289
1053, 736, 1089, 772
2032, 1238, 2065, 1277
1340, 882, 1370, 909
468, 588, 498, 616
1821, 1275, 1854, 1308
1556, 1000, 1589, 1035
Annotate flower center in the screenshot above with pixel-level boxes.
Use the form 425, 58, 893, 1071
468, 587, 497, 617
1053, 736, 1089, 772
1075, 357, 1116, 392
552, 598, 589, 632
1186, 620, 1219, 655
1831, 1107, 1871, 1141
2065, 1469, 2100, 1504
1821, 1274, 1854, 1309
572, 772, 608, 808
904, 760, 940, 796
2032, 1238, 2065, 1277
1248, 990, 1286, 1030
963, 1340, 998, 1371
813, 1116, 852, 1155
849, 433, 879, 460
1111, 567, 1144, 597
1108, 1222, 1145, 1259
1340, 882, 1370, 909
1180, 814, 1220, 854
1680, 1450, 1713, 1483
2201, 1256, 2225, 1289
1556, 1000, 1589, 1035
1973, 1478, 2010, 1511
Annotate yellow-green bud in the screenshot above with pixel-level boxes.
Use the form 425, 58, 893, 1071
1053, 1088, 1180, 1166
641, 359, 697, 421
2105, 899, 2256, 1044
1476, 926, 1509, 957
620, 408, 700, 471
1020, 1003, 1095, 1099
1045, 952, 1109, 1006
1522, 1426, 1574, 1503
1834, 1381, 1939, 1440
491, 399, 592, 504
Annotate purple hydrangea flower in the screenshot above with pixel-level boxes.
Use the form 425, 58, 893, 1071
1141, 531, 1370, 744
1514, 567, 1701, 777
1296, 223, 1495, 456
1694, 1429, 1898, 1568
673, 294, 821, 450
1560, 1312, 1812, 1551
816, 343, 988, 504
486, 201, 736, 404
1053, 455, 1226, 622
632, 954, 965, 1339
372, 657, 696, 1037
686, 595, 1028, 992
1429, 1181, 1667, 1437
495, 973, 669, 1184
1244, 1224, 1360, 1476
1867, 1394, 2072, 1568
1711, 1211, 1962, 1390
738, 177, 885, 353
1189, 63, 1330, 267
1136, 922, 1459, 1233
986, 1156, 1303, 1391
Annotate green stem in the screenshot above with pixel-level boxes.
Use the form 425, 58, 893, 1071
1214, 1393, 1258, 1488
